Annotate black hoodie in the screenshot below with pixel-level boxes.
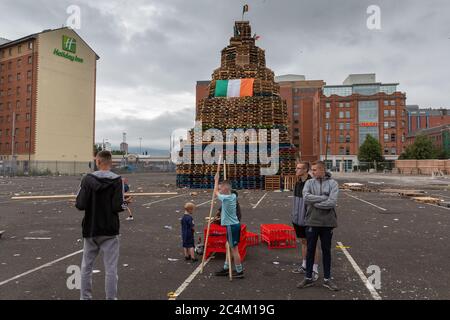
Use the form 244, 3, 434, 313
75, 171, 124, 238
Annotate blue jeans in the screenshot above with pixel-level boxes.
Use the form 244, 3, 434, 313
305, 226, 333, 280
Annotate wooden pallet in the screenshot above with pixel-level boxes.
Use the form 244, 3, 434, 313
265, 175, 281, 191
410, 196, 440, 204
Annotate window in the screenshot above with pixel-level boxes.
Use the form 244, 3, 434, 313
346, 122, 351, 130
384, 110, 389, 117
384, 134, 389, 142
346, 147, 350, 155
390, 110, 396, 117
391, 133, 396, 142
326, 135, 331, 143
339, 146, 345, 155
14, 128, 19, 136
25, 141, 29, 149
16, 87, 20, 95
339, 134, 344, 143
16, 100, 20, 109
25, 127, 30, 136
401, 120, 405, 128
17, 59, 21, 67
401, 134, 405, 143
28, 56, 32, 64
26, 99, 31, 108
339, 102, 344, 108
384, 121, 389, 128
390, 121, 396, 128
325, 111, 330, 119
345, 111, 350, 118
384, 100, 389, 106
339, 123, 344, 130
17, 73, 21, 81
26, 113, 30, 120
346, 134, 351, 143
345, 102, 351, 108
339, 111, 344, 119
384, 147, 389, 154
391, 147, 396, 155
27, 70, 32, 79
325, 123, 330, 130
390, 100, 395, 106
293, 112, 299, 117
7, 102, 11, 110
27, 84, 31, 93
325, 102, 331, 108
18, 45, 22, 53
8, 74, 12, 83
28, 41, 33, 50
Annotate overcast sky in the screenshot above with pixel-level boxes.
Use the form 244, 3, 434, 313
1, 0, 449, 150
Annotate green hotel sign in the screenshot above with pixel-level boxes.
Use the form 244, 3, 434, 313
53, 35, 83, 63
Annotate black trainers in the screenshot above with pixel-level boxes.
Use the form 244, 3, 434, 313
296, 278, 315, 289
214, 269, 230, 277
232, 271, 244, 279
191, 257, 199, 262
323, 279, 339, 291
184, 256, 191, 261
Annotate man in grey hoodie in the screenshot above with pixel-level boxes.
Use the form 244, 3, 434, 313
297, 160, 339, 291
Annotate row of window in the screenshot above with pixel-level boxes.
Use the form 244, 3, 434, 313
0, 71, 32, 84
0, 85, 32, 97
324, 100, 404, 108
325, 122, 351, 130
0, 141, 30, 151
0, 113, 31, 123
0, 127, 31, 137
325, 111, 351, 119
0, 42, 33, 58
0, 99, 32, 110
0, 56, 33, 71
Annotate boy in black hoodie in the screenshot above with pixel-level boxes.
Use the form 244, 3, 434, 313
76, 151, 124, 300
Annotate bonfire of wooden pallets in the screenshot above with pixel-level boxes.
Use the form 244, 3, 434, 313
176, 21, 297, 190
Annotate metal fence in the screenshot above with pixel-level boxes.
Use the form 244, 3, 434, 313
0, 160, 94, 176
0, 160, 177, 177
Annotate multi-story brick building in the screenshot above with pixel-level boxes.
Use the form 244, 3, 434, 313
0, 27, 98, 171
275, 75, 325, 161
406, 124, 450, 154
406, 105, 450, 133
320, 74, 407, 170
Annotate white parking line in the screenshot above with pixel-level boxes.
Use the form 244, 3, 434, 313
142, 194, 187, 206
424, 203, 450, 211
344, 192, 387, 211
0, 250, 83, 287
252, 192, 268, 209
196, 200, 212, 207
169, 255, 213, 300
336, 241, 382, 300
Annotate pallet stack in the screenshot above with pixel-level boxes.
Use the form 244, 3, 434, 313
176, 21, 297, 190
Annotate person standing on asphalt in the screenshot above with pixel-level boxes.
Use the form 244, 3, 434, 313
297, 160, 339, 291
291, 161, 320, 280
76, 150, 124, 300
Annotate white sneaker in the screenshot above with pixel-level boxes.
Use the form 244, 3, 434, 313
312, 271, 319, 282
126, 216, 134, 221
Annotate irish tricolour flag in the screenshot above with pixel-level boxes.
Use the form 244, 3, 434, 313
214, 79, 254, 97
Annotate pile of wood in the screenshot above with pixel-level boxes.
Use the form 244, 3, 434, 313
176, 21, 296, 190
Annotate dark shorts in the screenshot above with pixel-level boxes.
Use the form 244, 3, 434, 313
226, 224, 241, 248
182, 234, 195, 248
292, 223, 306, 239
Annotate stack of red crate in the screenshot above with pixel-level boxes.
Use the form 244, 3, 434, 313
260, 224, 296, 249
203, 224, 247, 260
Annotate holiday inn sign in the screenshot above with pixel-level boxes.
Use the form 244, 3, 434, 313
53, 35, 84, 63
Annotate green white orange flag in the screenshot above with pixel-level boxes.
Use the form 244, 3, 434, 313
214, 79, 254, 97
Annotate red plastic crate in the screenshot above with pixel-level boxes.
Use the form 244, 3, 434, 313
246, 231, 259, 247
204, 224, 247, 261
260, 224, 296, 249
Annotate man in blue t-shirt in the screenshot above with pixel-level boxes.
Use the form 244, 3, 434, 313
213, 176, 243, 278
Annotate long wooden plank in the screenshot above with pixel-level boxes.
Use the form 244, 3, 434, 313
11, 192, 178, 200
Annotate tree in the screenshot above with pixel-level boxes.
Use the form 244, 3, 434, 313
358, 134, 383, 163
399, 135, 437, 159
111, 150, 125, 155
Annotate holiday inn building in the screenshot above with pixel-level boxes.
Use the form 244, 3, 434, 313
0, 27, 98, 173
